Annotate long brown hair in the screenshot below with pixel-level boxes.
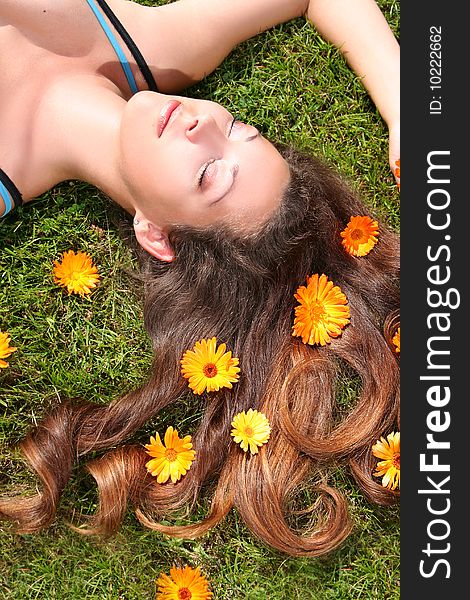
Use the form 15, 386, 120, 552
0, 146, 400, 557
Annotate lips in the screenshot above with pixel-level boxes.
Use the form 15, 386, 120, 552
157, 100, 181, 137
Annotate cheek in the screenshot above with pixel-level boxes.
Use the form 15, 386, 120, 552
140, 164, 194, 225
234, 152, 288, 223
120, 96, 159, 189
119, 132, 165, 202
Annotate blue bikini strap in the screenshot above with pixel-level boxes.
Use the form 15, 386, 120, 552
86, 0, 139, 94
0, 182, 13, 217
0, 168, 23, 218
86, 0, 158, 94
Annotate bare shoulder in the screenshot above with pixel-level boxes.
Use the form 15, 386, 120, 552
0, 0, 103, 55
108, 0, 306, 92
1, 0, 87, 26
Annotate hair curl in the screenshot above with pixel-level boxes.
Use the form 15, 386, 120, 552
0, 145, 400, 557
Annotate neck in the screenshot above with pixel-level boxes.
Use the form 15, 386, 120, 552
39, 79, 136, 215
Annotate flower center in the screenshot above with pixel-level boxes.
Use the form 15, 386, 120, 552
203, 363, 218, 378
393, 453, 400, 469
178, 588, 192, 600
244, 426, 254, 437
350, 228, 364, 241
165, 448, 177, 462
309, 301, 327, 323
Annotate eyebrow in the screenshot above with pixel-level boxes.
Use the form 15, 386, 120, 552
243, 130, 260, 143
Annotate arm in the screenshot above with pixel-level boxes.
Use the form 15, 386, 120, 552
120, 0, 399, 180
112, 0, 308, 92
121, 0, 398, 125
304, 0, 400, 181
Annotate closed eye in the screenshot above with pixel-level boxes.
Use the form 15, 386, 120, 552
197, 114, 256, 190
198, 116, 239, 188
198, 159, 214, 187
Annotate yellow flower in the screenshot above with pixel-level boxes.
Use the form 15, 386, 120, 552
0, 332, 17, 369
156, 565, 212, 600
292, 274, 350, 346
340, 215, 379, 257
231, 409, 271, 455
372, 431, 400, 490
53, 250, 100, 296
181, 337, 240, 395
145, 426, 196, 484
392, 327, 400, 353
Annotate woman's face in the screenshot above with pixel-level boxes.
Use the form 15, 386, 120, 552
118, 92, 290, 231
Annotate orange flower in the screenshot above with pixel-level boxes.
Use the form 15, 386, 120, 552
145, 426, 196, 484
292, 274, 350, 346
392, 327, 400, 353
395, 159, 400, 188
53, 250, 100, 296
0, 331, 17, 368
340, 215, 379, 257
156, 565, 212, 600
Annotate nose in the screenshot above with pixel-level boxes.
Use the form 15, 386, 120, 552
185, 114, 221, 143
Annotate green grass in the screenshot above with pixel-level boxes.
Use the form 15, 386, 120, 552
1, 1, 400, 598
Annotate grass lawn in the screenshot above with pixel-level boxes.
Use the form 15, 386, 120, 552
0, 1, 400, 598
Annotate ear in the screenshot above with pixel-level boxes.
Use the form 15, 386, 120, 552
133, 216, 175, 262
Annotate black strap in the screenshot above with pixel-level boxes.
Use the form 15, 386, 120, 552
95, 0, 159, 92
0, 168, 23, 208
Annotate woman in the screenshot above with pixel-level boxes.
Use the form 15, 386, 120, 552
0, 0, 400, 557
0, 0, 400, 230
